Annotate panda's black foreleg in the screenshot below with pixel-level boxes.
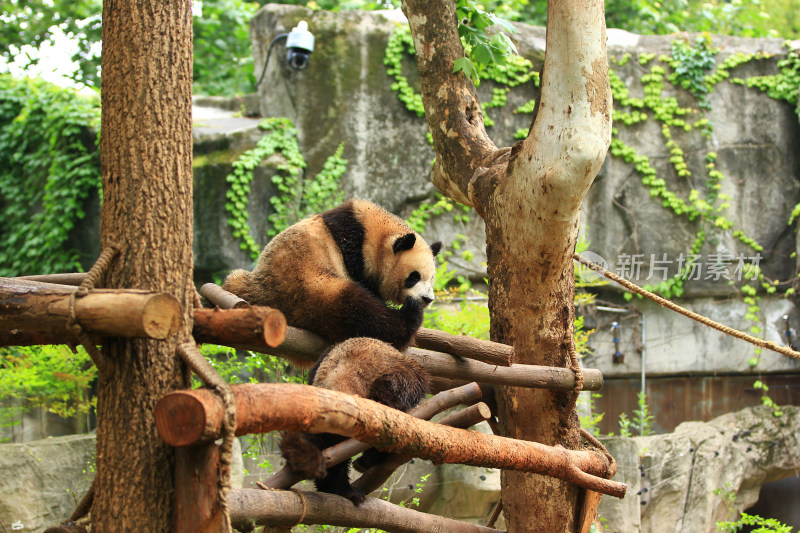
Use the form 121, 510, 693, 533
310, 432, 366, 506
325, 285, 424, 350
352, 447, 392, 473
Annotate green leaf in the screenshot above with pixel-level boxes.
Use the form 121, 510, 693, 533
453, 57, 479, 83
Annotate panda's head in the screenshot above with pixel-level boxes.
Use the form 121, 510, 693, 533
382, 233, 442, 308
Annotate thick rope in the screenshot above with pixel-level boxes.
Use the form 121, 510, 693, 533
580, 428, 616, 479
66, 244, 120, 375
177, 342, 236, 530
560, 330, 585, 441
290, 488, 308, 527
574, 253, 800, 362
58, 245, 119, 526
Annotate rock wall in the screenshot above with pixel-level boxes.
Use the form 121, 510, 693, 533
610, 405, 800, 533
0, 435, 96, 532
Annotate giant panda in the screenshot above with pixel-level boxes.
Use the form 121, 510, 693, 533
223, 199, 442, 363
280, 337, 430, 505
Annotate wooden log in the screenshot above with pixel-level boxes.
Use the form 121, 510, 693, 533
262, 385, 486, 490
154, 384, 626, 498
413, 327, 512, 366
193, 307, 287, 349
199, 283, 250, 309
233, 324, 330, 363
353, 402, 492, 495
0, 277, 181, 343
251, 326, 603, 392
17, 273, 87, 286
175, 444, 228, 533
229, 489, 503, 533
407, 346, 603, 391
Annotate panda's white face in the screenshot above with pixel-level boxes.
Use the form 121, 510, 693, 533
401, 266, 435, 307
386, 236, 441, 307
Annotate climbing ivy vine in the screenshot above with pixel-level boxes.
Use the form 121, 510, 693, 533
224, 118, 347, 260
0, 75, 101, 277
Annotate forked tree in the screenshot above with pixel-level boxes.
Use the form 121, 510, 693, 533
401, 0, 612, 530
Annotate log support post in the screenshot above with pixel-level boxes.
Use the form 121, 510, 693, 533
175, 444, 227, 533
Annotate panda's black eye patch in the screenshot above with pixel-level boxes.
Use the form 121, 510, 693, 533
405, 271, 421, 288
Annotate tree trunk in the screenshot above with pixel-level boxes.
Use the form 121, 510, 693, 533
401, 0, 611, 530
93, 0, 193, 530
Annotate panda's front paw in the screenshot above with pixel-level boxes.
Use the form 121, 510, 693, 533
345, 486, 366, 506
401, 296, 424, 331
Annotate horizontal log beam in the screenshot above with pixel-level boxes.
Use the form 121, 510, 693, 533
229, 489, 503, 533
17, 273, 87, 285
154, 384, 626, 497
262, 383, 485, 490
1, 278, 287, 350
199, 283, 250, 309
0, 277, 180, 343
413, 327, 512, 366
255, 326, 602, 392
408, 346, 602, 391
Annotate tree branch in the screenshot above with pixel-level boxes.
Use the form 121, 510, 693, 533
353, 402, 491, 495
229, 489, 503, 533
154, 384, 626, 498
508, 0, 612, 217
400, 0, 502, 214
261, 384, 485, 490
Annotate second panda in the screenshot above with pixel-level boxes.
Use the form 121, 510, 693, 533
280, 337, 430, 505
223, 199, 442, 362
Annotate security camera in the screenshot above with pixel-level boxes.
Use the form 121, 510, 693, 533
255, 20, 315, 87
286, 21, 315, 71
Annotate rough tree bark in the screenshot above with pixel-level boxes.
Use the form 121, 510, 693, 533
401, 0, 612, 531
93, 0, 194, 531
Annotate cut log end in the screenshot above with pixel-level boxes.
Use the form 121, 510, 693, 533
142, 293, 183, 339
263, 309, 287, 348
154, 392, 219, 447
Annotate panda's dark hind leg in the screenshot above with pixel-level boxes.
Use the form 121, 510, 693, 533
310, 432, 366, 505
279, 431, 326, 480
353, 369, 429, 473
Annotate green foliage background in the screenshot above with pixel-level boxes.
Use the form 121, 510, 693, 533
2, 0, 799, 93
0, 74, 100, 277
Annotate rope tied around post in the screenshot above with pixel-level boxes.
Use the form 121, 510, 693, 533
177, 342, 237, 530
574, 253, 800, 362
66, 243, 120, 375
560, 330, 585, 442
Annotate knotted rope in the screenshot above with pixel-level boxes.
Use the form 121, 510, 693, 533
560, 328, 585, 442
66, 243, 120, 375
177, 342, 237, 530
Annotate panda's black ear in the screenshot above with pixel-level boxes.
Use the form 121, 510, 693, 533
430, 241, 442, 256
393, 233, 416, 254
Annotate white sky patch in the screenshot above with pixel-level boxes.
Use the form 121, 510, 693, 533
0, 25, 91, 88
